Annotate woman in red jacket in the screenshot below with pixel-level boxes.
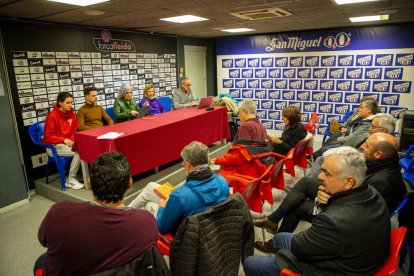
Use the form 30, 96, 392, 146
42, 92, 84, 189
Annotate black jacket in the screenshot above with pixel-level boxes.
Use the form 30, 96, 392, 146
273, 123, 307, 155
276, 184, 390, 276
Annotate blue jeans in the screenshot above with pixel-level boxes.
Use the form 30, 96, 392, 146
243, 232, 293, 276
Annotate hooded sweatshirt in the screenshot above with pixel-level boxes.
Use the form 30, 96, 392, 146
43, 105, 78, 145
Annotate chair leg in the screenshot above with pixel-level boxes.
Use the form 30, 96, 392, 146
45, 162, 50, 184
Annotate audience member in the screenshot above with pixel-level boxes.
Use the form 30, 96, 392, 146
173, 77, 198, 109
140, 83, 167, 115
244, 147, 390, 276
268, 106, 307, 155
254, 133, 405, 253
233, 99, 267, 143
42, 92, 84, 189
77, 87, 113, 130
128, 141, 229, 235
114, 83, 149, 122
313, 99, 379, 158
35, 152, 158, 275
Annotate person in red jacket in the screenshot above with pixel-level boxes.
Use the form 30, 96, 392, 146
42, 92, 84, 189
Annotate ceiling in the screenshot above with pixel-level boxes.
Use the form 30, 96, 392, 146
0, 0, 413, 38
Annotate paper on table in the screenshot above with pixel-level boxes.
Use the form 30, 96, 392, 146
97, 132, 125, 139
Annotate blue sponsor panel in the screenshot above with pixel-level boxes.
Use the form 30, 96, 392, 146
328, 91, 343, 102
228, 69, 240, 78
395, 53, 414, 66
297, 90, 311, 101
222, 58, 233, 68
392, 81, 411, 93
288, 101, 302, 110
282, 90, 296, 100
336, 80, 352, 91
268, 110, 281, 120
327, 114, 342, 124
261, 79, 273, 89
304, 79, 319, 90
222, 79, 234, 88
320, 80, 335, 91
321, 55, 336, 67
268, 90, 281, 99
255, 68, 267, 78
268, 68, 281, 78
381, 93, 400, 106
255, 89, 267, 99
362, 93, 380, 102
354, 80, 371, 92
375, 54, 393, 66
248, 57, 260, 67
338, 55, 354, 66
261, 99, 274, 110
372, 81, 390, 92
229, 89, 241, 98
298, 68, 311, 78
247, 79, 260, 88
318, 102, 334, 114
242, 68, 254, 78
390, 106, 408, 119
384, 68, 403, 80
235, 79, 246, 88
305, 56, 319, 67
329, 68, 345, 79
275, 57, 288, 67
313, 68, 327, 79
301, 112, 310, 122
335, 103, 351, 115
351, 104, 360, 111
290, 56, 303, 67
289, 79, 303, 89
274, 121, 285, 130
242, 89, 254, 98
380, 106, 388, 113
274, 79, 288, 89
256, 109, 267, 119
356, 54, 373, 66
365, 68, 382, 79
261, 57, 274, 67
312, 91, 326, 102
234, 58, 246, 68
303, 102, 318, 113
283, 68, 296, 78
344, 92, 361, 104
317, 125, 328, 135
346, 68, 363, 79
274, 101, 288, 110
261, 120, 274, 130
317, 114, 325, 124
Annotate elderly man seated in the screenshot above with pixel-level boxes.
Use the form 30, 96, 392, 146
244, 147, 390, 276
128, 141, 229, 235
233, 99, 267, 143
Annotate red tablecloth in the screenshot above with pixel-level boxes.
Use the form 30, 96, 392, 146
76, 106, 230, 175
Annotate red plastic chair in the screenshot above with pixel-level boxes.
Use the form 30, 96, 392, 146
304, 112, 319, 134
280, 269, 301, 276
274, 138, 311, 177
156, 233, 174, 256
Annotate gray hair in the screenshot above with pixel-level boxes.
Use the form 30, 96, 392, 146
324, 146, 367, 187
239, 99, 257, 115
363, 99, 380, 115
181, 141, 209, 167
181, 77, 190, 85
375, 114, 396, 133
117, 83, 133, 100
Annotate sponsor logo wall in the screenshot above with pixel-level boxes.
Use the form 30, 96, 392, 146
216, 24, 414, 136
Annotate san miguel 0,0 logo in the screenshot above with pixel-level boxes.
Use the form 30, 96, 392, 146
93, 30, 136, 52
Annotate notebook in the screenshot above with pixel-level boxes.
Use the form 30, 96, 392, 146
196, 96, 213, 109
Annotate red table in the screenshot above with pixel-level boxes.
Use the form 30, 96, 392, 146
76, 106, 230, 178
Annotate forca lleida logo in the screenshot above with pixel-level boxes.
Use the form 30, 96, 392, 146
323, 32, 351, 49
93, 30, 136, 52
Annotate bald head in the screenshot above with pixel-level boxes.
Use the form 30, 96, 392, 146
361, 133, 398, 161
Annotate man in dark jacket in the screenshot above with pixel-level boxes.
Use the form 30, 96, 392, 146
243, 147, 390, 276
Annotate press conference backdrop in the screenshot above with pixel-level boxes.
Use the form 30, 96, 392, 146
216, 23, 414, 136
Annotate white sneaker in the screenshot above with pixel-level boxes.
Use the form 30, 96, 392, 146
65, 178, 84, 190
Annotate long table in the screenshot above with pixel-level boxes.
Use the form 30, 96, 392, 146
76, 106, 230, 186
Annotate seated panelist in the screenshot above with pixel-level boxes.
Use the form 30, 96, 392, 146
114, 83, 149, 122
140, 83, 167, 115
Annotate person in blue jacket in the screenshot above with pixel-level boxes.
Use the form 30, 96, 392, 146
128, 141, 229, 235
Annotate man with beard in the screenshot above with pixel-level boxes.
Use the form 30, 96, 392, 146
77, 87, 113, 130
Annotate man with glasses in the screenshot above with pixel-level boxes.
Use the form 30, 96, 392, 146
173, 77, 198, 109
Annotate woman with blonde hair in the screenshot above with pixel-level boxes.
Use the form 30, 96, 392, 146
114, 83, 149, 122
140, 84, 166, 115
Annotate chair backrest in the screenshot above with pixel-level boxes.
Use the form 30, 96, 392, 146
304, 112, 319, 132
105, 107, 115, 122
340, 109, 355, 124
374, 227, 407, 276
158, 96, 172, 112
390, 196, 409, 218
28, 121, 45, 146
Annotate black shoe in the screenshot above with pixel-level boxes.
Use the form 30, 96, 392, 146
253, 216, 279, 233
254, 240, 273, 253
